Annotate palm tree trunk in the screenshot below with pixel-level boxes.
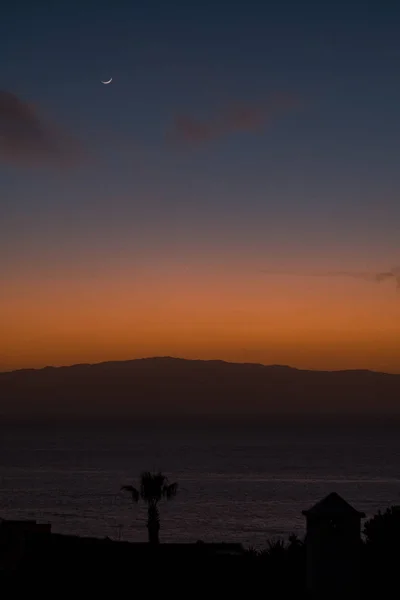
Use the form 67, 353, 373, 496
147, 503, 160, 544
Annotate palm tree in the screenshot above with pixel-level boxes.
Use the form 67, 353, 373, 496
121, 471, 178, 544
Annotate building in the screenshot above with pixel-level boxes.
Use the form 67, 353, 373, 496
0, 518, 51, 571
302, 492, 365, 598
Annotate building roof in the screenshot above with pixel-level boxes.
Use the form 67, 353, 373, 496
302, 492, 366, 518
0, 518, 51, 532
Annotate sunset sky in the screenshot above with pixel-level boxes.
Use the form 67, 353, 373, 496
1, 1, 399, 373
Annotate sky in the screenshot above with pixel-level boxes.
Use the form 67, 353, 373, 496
1, 0, 399, 373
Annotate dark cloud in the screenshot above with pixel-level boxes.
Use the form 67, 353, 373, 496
171, 115, 218, 143
0, 90, 81, 167
260, 267, 400, 290
169, 92, 298, 144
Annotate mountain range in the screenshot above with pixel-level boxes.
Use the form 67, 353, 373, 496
0, 357, 399, 419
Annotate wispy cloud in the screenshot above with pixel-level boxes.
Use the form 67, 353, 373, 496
0, 90, 81, 167
260, 267, 400, 290
168, 92, 298, 144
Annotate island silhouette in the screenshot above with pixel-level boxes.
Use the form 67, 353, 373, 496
0, 357, 399, 419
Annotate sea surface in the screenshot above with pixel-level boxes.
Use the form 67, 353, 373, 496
1, 417, 400, 548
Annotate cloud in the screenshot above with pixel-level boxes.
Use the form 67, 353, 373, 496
171, 115, 218, 143
260, 267, 400, 290
169, 92, 298, 144
0, 90, 81, 167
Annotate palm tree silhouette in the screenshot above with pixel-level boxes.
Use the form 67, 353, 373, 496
121, 471, 178, 544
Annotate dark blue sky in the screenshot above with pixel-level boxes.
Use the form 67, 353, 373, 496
2, 1, 400, 260
1, 1, 400, 371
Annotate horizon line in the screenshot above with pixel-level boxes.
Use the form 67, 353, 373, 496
0, 355, 397, 376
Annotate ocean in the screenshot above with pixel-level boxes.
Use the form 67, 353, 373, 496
1, 417, 399, 548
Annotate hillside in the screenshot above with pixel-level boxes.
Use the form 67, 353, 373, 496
0, 357, 399, 418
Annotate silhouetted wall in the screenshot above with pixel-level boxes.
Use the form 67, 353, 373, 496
303, 493, 365, 599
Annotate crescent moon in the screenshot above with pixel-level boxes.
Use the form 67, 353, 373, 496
101, 78, 112, 84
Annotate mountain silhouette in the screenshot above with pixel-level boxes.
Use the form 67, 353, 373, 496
0, 357, 399, 418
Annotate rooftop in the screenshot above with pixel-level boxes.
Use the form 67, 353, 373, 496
302, 492, 366, 518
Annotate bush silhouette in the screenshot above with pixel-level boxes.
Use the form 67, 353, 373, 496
364, 506, 400, 550
361, 505, 400, 594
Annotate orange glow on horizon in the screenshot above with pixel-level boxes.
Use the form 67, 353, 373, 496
2, 264, 399, 373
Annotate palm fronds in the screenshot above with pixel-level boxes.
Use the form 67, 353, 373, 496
120, 484, 140, 503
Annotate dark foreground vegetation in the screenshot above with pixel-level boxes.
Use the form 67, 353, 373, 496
1, 504, 399, 597
0, 472, 399, 596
